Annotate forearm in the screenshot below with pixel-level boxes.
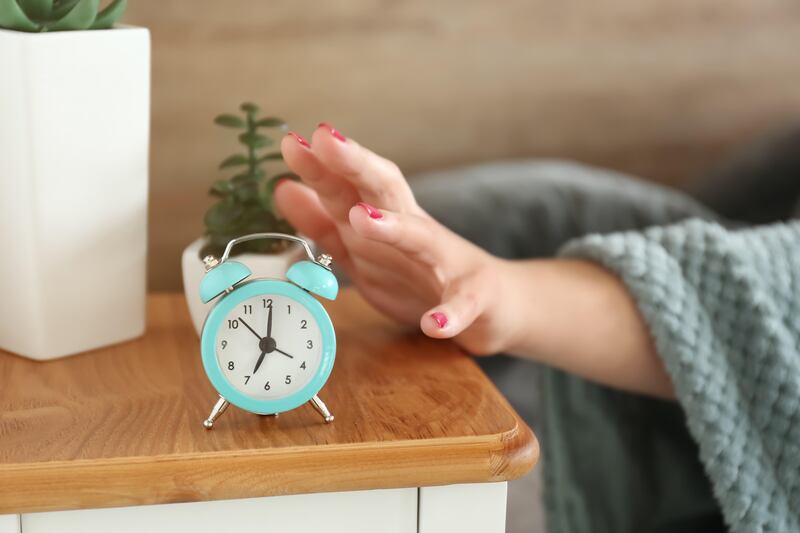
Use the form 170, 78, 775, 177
497, 258, 675, 399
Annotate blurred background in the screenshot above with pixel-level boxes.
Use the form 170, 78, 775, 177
125, 0, 800, 291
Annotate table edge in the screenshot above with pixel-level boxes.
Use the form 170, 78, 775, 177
0, 416, 538, 514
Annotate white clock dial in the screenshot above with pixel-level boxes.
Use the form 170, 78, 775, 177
215, 293, 322, 400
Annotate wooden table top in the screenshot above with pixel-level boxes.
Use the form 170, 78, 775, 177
0, 291, 537, 514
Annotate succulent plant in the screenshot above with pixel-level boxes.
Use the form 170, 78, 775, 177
0, 0, 127, 32
200, 102, 298, 259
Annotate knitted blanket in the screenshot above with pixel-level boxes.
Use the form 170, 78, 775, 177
561, 219, 800, 533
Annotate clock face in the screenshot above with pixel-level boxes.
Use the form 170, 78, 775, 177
215, 293, 323, 400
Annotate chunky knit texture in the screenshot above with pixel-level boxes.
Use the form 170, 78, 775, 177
560, 219, 800, 533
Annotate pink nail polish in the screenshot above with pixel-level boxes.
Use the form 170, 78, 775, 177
274, 178, 292, 191
356, 202, 383, 220
318, 122, 347, 142
430, 312, 448, 329
288, 131, 311, 148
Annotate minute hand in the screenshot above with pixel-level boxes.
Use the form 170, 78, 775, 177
267, 304, 273, 339
274, 347, 294, 359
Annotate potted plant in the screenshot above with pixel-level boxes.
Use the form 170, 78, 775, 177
182, 103, 305, 334
0, 0, 149, 360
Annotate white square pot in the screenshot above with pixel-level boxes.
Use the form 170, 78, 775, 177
182, 238, 307, 336
0, 27, 150, 360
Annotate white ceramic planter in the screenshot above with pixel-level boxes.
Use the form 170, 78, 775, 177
0, 27, 150, 360
182, 238, 307, 335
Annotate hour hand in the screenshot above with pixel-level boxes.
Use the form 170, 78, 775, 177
253, 350, 267, 373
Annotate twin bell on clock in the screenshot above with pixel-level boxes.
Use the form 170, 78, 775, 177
197, 233, 339, 430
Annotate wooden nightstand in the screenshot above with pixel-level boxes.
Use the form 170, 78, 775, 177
0, 291, 538, 533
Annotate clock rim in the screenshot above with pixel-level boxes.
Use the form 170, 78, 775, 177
200, 278, 336, 415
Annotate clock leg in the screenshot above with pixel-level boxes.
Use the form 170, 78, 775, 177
203, 396, 230, 429
310, 394, 334, 423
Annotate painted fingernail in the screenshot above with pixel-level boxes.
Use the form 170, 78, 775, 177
430, 312, 448, 329
288, 131, 311, 148
318, 122, 347, 142
356, 202, 383, 220
274, 178, 292, 191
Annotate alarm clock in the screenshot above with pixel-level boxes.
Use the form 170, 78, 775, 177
197, 233, 338, 429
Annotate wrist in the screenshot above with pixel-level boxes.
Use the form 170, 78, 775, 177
478, 256, 534, 355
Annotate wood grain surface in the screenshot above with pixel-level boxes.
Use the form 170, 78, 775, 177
0, 291, 537, 514
118, 1, 800, 290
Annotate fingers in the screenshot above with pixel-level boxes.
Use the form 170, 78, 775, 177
273, 179, 352, 272
347, 202, 452, 268
311, 123, 418, 211
281, 132, 358, 220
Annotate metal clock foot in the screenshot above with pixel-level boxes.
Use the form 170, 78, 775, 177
310, 394, 334, 423
203, 396, 230, 429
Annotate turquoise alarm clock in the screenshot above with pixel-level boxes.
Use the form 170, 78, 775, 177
198, 233, 338, 429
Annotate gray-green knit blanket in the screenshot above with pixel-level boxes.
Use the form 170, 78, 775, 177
563, 219, 800, 533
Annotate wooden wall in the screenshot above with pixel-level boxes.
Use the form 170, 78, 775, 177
123, 1, 800, 290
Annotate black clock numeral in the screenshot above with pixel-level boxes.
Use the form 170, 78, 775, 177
300, 361, 306, 370
262, 298, 273, 309
227, 361, 234, 370
300, 319, 307, 329
221, 340, 227, 349
227, 319, 239, 329
244, 375, 251, 384
243, 304, 252, 314
306, 340, 313, 349
264, 381, 271, 391
285, 375, 292, 385
287, 304, 291, 315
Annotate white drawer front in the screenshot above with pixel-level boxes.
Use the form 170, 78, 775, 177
0, 515, 19, 533
419, 482, 507, 533
22, 488, 416, 533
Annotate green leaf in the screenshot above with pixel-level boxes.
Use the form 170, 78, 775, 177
238, 132, 271, 148
204, 199, 243, 233
208, 180, 233, 198
20, 0, 52, 22
233, 182, 258, 202
258, 152, 283, 163
255, 117, 286, 128
0, 0, 39, 31
46, 0, 99, 30
90, 0, 126, 29
231, 169, 264, 185
218, 154, 249, 169
240, 102, 259, 114
51, 0, 79, 18
214, 114, 246, 128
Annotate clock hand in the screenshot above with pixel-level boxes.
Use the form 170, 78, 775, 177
266, 303, 273, 339
253, 350, 268, 373
274, 347, 294, 359
238, 317, 262, 341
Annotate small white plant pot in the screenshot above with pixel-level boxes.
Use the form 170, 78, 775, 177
0, 27, 150, 360
182, 237, 307, 335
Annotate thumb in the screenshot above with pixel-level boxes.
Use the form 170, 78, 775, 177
420, 274, 488, 339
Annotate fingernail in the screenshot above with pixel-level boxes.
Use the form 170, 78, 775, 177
430, 312, 448, 329
274, 178, 292, 191
288, 131, 311, 148
318, 122, 347, 142
356, 202, 383, 220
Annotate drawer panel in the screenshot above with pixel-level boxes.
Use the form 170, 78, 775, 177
22, 488, 416, 533
0, 515, 19, 533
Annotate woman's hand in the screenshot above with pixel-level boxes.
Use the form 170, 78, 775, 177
275, 123, 514, 355
276, 123, 674, 398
